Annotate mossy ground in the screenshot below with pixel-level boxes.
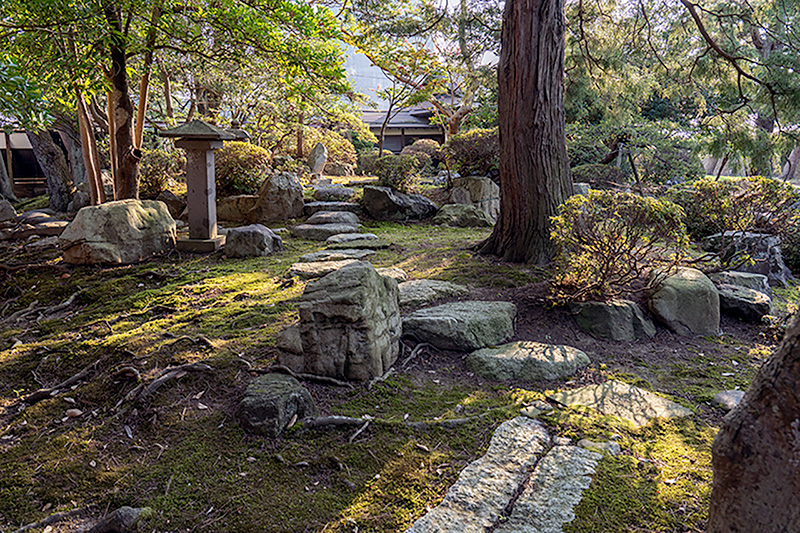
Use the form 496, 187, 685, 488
0, 220, 793, 532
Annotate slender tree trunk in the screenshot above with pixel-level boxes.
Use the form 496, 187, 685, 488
0, 132, 18, 202
715, 153, 729, 181
26, 130, 74, 211
134, 2, 162, 149
782, 146, 800, 181
297, 110, 305, 159
708, 314, 800, 531
105, 5, 141, 200
159, 62, 174, 120
479, 0, 571, 263
57, 128, 87, 188
76, 90, 106, 205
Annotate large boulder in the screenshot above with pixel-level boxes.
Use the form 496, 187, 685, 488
570, 299, 655, 342
403, 301, 517, 351
362, 185, 438, 221
218, 171, 304, 223
225, 224, 283, 258
279, 261, 401, 380
648, 267, 720, 336
0, 199, 17, 222
702, 231, 794, 287
59, 199, 176, 264
717, 284, 772, 323
708, 315, 800, 532
398, 279, 470, 307
709, 271, 771, 296
307, 142, 328, 176
467, 341, 590, 381
433, 204, 494, 227
237, 373, 318, 437
451, 176, 501, 221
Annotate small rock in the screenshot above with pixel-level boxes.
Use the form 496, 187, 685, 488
237, 374, 318, 437
65, 408, 83, 418
225, 224, 283, 258
578, 438, 621, 456
327, 238, 390, 250
303, 201, 362, 217
710, 271, 771, 296
432, 204, 494, 227
717, 284, 772, 323
326, 232, 379, 244
571, 299, 655, 341
648, 267, 720, 336
520, 400, 553, 419
0, 199, 16, 222
376, 267, 408, 283
314, 186, 356, 202
713, 390, 746, 411
403, 301, 517, 351
306, 210, 360, 226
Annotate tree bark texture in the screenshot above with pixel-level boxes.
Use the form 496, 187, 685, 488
782, 146, 800, 181
57, 128, 87, 188
0, 132, 18, 201
478, 0, 571, 263
26, 130, 74, 211
105, 5, 141, 200
708, 313, 800, 532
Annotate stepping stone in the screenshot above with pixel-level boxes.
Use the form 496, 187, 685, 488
313, 186, 356, 202
466, 341, 590, 381
0, 221, 69, 241
717, 284, 772, 323
713, 390, 745, 411
327, 232, 379, 244
289, 259, 358, 280
578, 438, 621, 456
406, 417, 550, 533
306, 210, 359, 226
570, 299, 655, 341
237, 373, 318, 437
402, 301, 517, 351
303, 201, 362, 217
299, 249, 376, 262
377, 267, 408, 283
548, 380, 691, 428
398, 279, 470, 307
225, 224, 283, 258
290, 223, 358, 241
327, 238, 390, 250
495, 446, 601, 533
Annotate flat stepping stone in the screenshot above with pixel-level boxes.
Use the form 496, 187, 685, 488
548, 380, 691, 428
306, 210, 359, 226
713, 390, 745, 411
313, 186, 356, 202
327, 238, 390, 250
402, 301, 517, 351
398, 279, 469, 307
289, 259, 359, 280
291, 223, 358, 241
303, 201, 362, 216
495, 446, 601, 533
327, 232, 379, 244
406, 417, 550, 533
467, 341, 590, 381
377, 267, 408, 283
0, 221, 68, 241
299, 249, 375, 262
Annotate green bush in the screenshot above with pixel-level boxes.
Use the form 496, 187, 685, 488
214, 141, 271, 197
550, 190, 688, 302
401, 139, 440, 175
373, 154, 422, 193
358, 149, 394, 176
138, 149, 185, 199
274, 128, 357, 172
442, 128, 499, 177
566, 131, 607, 168
637, 145, 704, 184
570, 164, 628, 188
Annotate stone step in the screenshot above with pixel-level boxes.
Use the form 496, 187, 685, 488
306, 210, 359, 226
398, 279, 469, 307
466, 341, 590, 381
327, 238, 390, 250
289, 259, 359, 280
402, 301, 517, 352
299, 249, 376, 262
303, 201, 362, 217
291, 223, 358, 241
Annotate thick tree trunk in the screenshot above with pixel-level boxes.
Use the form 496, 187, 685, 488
105, 5, 141, 200
708, 313, 800, 531
57, 128, 87, 188
26, 130, 74, 211
478, 0, 571, 263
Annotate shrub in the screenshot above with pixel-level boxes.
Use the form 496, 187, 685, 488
566, 131, 607, 168
358, 149, 393, 176
403, 139, 440, 158
373, 154, 422, 193
570, 164, 628, 189
442, 128, 499, 177
550, 190, 688, 302
214, 141, 271, 197
274, 128, 357, 172
138, 149, 185, 199
637, 144, 704, 184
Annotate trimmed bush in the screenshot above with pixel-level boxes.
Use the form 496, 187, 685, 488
214, 142, 271, 198
442, 128, 499, 177
358, 149, 393, 176
637, 145, 704, 184
550, 190, 688, 302
373, 154, 422, 193
138, 149, 185, 199
570, 164, 628, 189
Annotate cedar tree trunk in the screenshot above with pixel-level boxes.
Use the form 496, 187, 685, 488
478, 0, 571, 263
708, 313, 800, 531
105, 5, 141, 200
26, 130, 74, 211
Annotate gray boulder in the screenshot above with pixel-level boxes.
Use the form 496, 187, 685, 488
237, 373, 318, 437
451, 176, 500, 221
303, 201, 362, 217
648, 267, 720, 336
377, 267, 408, 283
362, 185, 438, 221
447, 186, 471, 205
398, 279, 470, 307
225, 224, 283, 258
467, 341, 590, 381
289, 259, 359, 280
327, 232, 379, 244
702, 231, 793, 287
717, 284, 772, 322
0, 199, 16, 222
299, 249, 375, 262
433, 204, 494, 227
307, 142, 328, 176
280, 261, 401, 380
403, 301, 517, 351
66, 190, 91, 213
306, 210, 359, 226
59, 199, 176, 264
713, 390, 745, 411
313, 186, 355, 202
570, 299, 655, 341
710, 271, 771, 296
291, 222, 358, 241
218, 171, 304, 223
155, 190, 187, 219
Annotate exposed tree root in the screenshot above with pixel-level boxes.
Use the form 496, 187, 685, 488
265, 365, 353, 388
23, 358, 102, 404
13, 504, 96, 533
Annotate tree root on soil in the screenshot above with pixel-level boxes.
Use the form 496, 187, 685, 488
13, 504, 96, 533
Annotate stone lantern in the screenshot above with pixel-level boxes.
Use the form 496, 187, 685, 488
160, 120, 234, 252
